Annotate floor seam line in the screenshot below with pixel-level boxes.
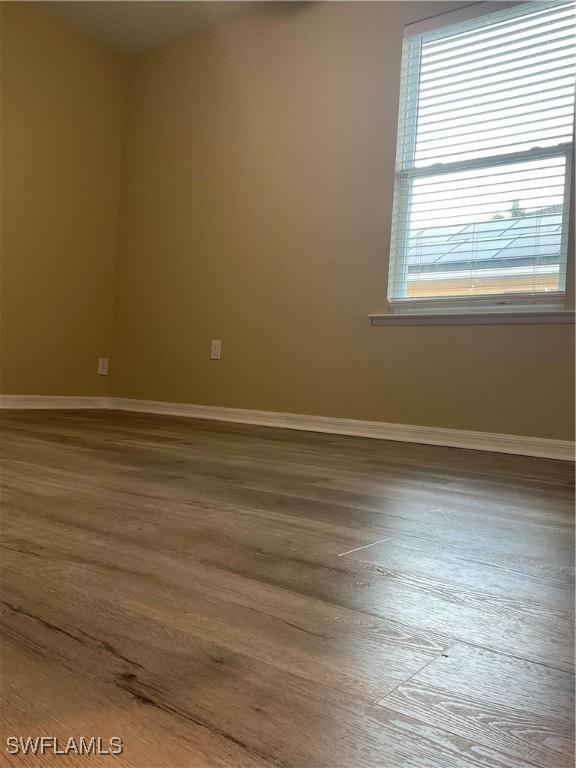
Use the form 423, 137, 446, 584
371, 646, 455, 707
337, 537, 391, 557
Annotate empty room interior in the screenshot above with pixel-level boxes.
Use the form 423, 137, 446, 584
1, 0, 575, 765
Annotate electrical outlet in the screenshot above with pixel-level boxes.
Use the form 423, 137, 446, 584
98, 357, 109, 376
210, 340, 221, 360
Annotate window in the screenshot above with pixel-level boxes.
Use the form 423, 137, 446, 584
387, 0, 576, 316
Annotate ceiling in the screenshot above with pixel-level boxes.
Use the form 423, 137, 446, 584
36, 1, 254, 55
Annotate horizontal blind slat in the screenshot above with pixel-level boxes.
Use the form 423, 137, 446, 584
413, 108, 574, 142
415, 120, 573, 150
420, 12, 575, 66
416, 59, 575, 105
421, 3, 574, 52
409, 179, 565, 200
413, 78, 575, 118
418, 35, 575, 86
419, 24, 574, 74
399, 93, 574, 133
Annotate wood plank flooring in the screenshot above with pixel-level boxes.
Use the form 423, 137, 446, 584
0, 410, 573, 767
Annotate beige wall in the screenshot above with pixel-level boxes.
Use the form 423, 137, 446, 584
0, 3, 126, 395
112, 1, 574, 440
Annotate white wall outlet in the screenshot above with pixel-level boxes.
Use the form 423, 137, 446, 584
98, 357, 109, 376
210, 340, 222, 360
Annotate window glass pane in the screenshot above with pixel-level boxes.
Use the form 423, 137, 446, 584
404, 159, 566, 298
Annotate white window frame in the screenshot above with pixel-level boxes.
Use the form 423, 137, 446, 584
374, 1, 576, 325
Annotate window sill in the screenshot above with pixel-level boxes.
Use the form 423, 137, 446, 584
369, 310, 575, 326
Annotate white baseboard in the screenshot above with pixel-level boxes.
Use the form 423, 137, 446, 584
1, 394, 573, 461
111, 397, 574, 461
0, 395, 110, 410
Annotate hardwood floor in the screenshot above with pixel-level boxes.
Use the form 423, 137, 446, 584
0, 409, 573, 767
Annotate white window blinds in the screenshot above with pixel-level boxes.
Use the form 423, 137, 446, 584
388, 0, 576, 306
